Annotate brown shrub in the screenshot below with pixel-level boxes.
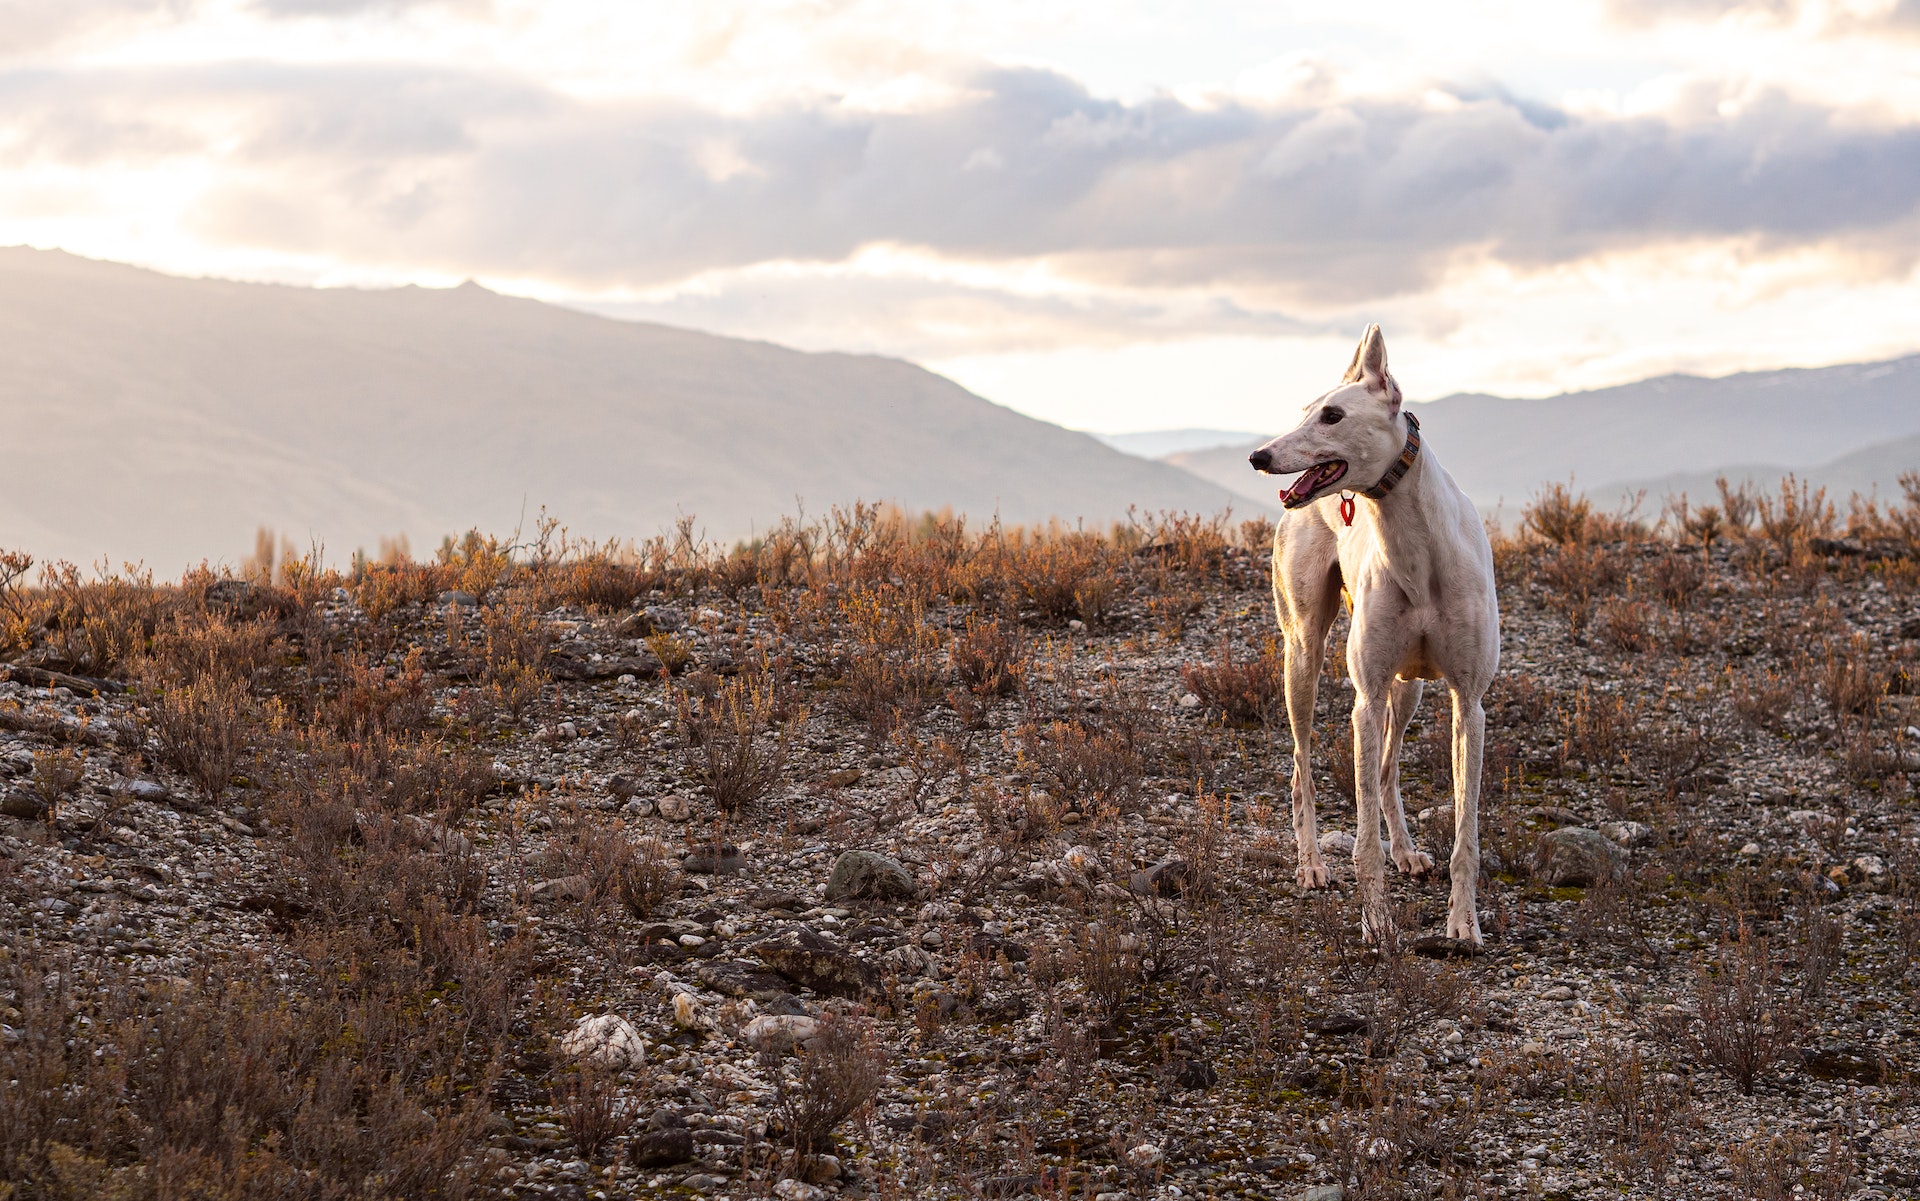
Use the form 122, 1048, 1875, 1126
1594, 595, 1654, 653
552, 1064, 640, 1160
145, 671, 251, 801
1181, 636, 1283, 725
948, 613, 1024, 697
679, 672, 797, 815
775, 1011, 886, 1156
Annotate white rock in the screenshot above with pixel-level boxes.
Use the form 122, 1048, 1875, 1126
1598, 820, 1655, 848
1318, 830, 1357, 856
1062, 845, 1104, 878
744, 1014, 820, 1053
1178, 692, 1202, 709
1738, 842, 1762, 857
559, 1014, 646, 1069
1127, 1143, 1165, 1168
774, 1182, 827, 1201
1522, 1143, 1549, 1161
656, 794, 692, 822
673, 992, 703, 1029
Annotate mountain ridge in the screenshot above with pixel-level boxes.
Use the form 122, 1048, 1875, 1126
0, 248, 1252, 571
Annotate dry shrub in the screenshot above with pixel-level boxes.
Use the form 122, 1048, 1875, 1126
1791, 887, 1845, 1003
775, 1011, 886, 1156
352, 560, 446, 624
30, 562, 163, 677
1594, 595, 1654, 653
1583, 1042, 1689, 1186
948, 613, 1023, 697
678, 672, 797, 815
837, 585, 944, 738
1018, 718, 1141, 815
1558, 683, 1637, 771
1180, 636, 1282, 725
564, 816, 679, 917
0, 948, 511, 1201
1730, 1132, 1855, 1201
1363, 953, 1466, 1058
1073, 919, 1145, 1024
1730, 667, 1793, 732
439, 529, 514, 601
320, 647, 432, 741
0, 547, 34, 657
1132, 510, 1230, 577
537, 552, 653, 612
28, 747, 84, 816
1649, 550, 1705, 608
145, 671, 251, 801
1673, 929, 1800, 1094
552, 1064, 640, 1160
477, 600, 549, 722
1756, 475, 1837, 559
1011, 530, 1119, 626
1522, 481, 1594, 546
1817, 634, 1884, 719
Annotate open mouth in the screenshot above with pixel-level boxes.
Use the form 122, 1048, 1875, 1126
1280, 460, 1348, 508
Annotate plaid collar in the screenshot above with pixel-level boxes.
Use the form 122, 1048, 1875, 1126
1359, 411, 1420, 500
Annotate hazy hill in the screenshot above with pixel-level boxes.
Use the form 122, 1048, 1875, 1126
1600, 431, 1920, 511
1093, 428, 1263, 458
1162, 356, 1920, 516
0, 249, 1250, 571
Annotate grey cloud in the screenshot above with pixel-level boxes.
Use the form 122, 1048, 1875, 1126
6, 63, 1920, 303
249, 0, 491, 15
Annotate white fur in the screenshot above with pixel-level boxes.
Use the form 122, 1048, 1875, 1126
1249, 325, 1500, 944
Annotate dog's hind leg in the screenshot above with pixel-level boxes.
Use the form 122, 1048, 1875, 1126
1446, 684, 1488, 944
1349, 676, 1395, 942
1381, 678, 1433, 877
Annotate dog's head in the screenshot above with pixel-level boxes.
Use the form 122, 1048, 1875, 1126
1248, 324, 1407, 509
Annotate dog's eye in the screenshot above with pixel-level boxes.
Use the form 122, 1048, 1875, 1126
1319, 407, 1344, 425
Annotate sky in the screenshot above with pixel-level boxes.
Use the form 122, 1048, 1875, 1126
4, 0, 1919, 433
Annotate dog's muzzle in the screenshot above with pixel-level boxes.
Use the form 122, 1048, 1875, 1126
1249, 448, 1275, 473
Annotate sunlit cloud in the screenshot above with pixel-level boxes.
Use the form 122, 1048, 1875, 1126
1, 0, 1917, 430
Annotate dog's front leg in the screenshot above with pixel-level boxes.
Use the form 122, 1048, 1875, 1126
1350, 683, 1394, 943
1381, 678, 1433, 878
1447, 687, 1487, 944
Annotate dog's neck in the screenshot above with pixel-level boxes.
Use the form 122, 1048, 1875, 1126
1354, 413, 1446, 591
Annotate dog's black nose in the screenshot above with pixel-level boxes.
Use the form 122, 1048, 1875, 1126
1249, 448, 1272, 473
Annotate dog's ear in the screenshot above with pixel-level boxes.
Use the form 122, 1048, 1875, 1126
1345, 324, 1402, 410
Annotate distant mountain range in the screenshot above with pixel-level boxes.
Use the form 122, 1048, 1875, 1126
1153, 357, 1920, 519
0, 249, 1249, 571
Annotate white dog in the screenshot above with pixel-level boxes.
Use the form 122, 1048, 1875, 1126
1249, 326, 1499, 944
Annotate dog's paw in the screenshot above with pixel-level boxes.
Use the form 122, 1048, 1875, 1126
1296, 860, 1332, 889
1392, 846, 1435, 877
1445, 909, 1484, 945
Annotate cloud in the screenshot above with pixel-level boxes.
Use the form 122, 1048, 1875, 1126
0, 0, 197, 58
1603, 0, 1920, 35
4, 62, 1919, 308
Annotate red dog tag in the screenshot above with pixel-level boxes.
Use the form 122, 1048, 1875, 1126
1340, 494, 1356, 526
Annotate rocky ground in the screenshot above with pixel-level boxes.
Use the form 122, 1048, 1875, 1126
2, 501, 1919, 1201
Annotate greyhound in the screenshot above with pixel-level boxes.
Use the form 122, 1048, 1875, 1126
1248, 326, 1499, 944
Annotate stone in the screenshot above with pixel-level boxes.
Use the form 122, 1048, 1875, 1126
629, 1128, 694, 1166
559, 1014, 646, 1069
825, 850, 917, 902
695, 960, 792, 1001
1318, 829, 1356, 856
799, 1154, 842, 1183
0, 790, 48, 821
1851, 854, 1889, 889
684, 845, 746, 875
1127, 1143, 1165, 1169
1527, 806, 1583, 828
672, 993, 704, 1029
656, 794, 692, 822
680, 1173, 725, 1192
774, 1181, 827, 1201
1173, 1057, 1217, 1089
1410, 935, 1480, 959
745, 1014, 820, 1053
1529, 827, 1628, 887
1062, 844, 1104, 878
530, 874, 591, 903
1540, 985, 1574, 1002
436, 590, 478, 608
1597, 820, 1655, 848
1293, 1187, 1345, 1201
608, 774, 640, 800
1129, 857, 1197, 897
752, 926, 877, 997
